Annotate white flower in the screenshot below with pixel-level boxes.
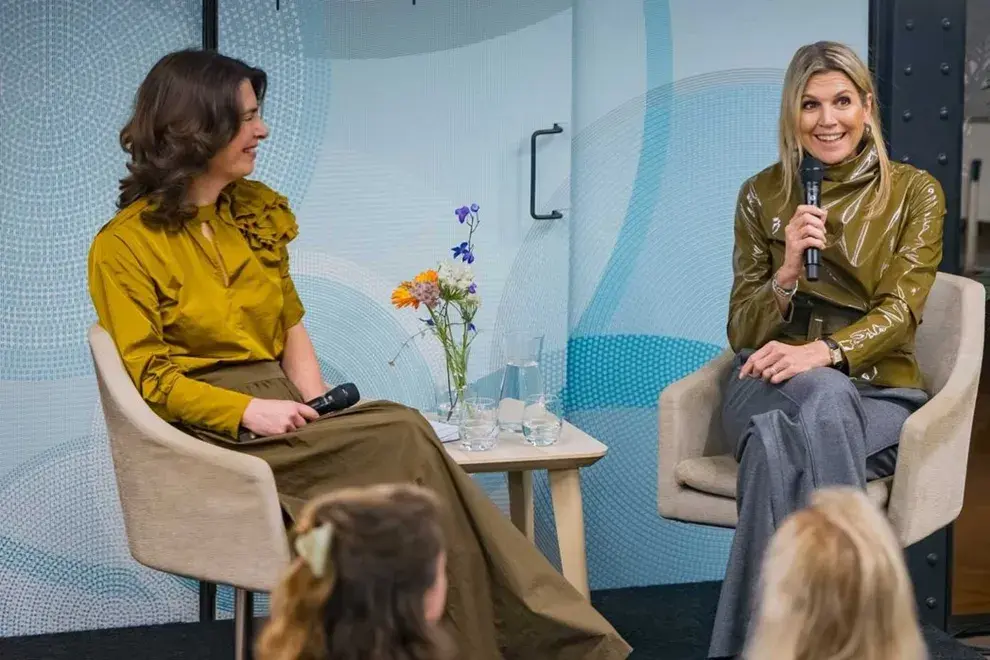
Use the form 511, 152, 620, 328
438, 260, 475, 292
463, 292, 481, 312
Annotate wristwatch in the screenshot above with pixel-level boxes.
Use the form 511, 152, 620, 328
822, 336, 847, 374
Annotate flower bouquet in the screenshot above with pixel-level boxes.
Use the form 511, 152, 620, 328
390, 204, 482, 420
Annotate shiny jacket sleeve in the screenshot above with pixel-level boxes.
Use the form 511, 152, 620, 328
88, 232, 254, 438
727, 178, 790, 352
830, 173, 945, 375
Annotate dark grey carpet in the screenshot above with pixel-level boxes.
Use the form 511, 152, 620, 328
0, 582, 982, 659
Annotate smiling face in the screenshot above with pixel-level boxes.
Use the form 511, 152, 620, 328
206, 79, 269, 182
798, 70, 872, 165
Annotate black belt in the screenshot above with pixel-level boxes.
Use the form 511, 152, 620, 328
784, 294, 863, 341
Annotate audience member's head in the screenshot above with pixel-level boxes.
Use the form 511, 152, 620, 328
745, 487, 926, 660
257, 483, 451, 660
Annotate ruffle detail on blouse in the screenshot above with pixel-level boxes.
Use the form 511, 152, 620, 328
221, 179, 299, 254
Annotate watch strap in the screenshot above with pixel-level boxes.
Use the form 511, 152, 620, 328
823, 336, 848, 374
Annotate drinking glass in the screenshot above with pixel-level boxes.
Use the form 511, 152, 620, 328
522, 394, 562, 447
458, 396, 498, 452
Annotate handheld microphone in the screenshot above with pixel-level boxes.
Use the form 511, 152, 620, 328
305, 383, 360, 416
800, 154, 825, 282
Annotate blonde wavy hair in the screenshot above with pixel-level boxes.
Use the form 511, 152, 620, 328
745, 487, 926, 660
256, 483, 452, 660
778, 41, 892, 217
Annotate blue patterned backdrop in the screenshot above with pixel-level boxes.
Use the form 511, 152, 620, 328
0, 0, 867, 636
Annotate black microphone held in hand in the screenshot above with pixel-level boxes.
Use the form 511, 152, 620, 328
800, 154, 825, 282
305, 383, 360, 416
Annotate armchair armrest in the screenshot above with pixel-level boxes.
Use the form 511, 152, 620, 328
886, 309, 985, 547
657, 349, 735, 517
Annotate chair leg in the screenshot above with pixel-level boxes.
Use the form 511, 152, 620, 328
905, 524, 952, 631
234, 588, 255, 660
199, 581, 216, 622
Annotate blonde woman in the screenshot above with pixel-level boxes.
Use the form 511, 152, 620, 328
710, 41, 942, 658
745, 487, 926, 660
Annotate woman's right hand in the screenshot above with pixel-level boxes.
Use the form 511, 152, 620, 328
241, 398, 320, 437
778, 204, 828, 288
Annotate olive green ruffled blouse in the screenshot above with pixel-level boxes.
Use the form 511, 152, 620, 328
88, 179, 305, 437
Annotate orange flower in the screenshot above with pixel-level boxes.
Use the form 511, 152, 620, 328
414, 269, 438, 284
391, 283, 419, 309
392, 270, 438, 310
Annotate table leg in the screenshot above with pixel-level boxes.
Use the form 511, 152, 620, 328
507, 470, 534, 541
199, 581, 216, 622
548, 468, 589, 598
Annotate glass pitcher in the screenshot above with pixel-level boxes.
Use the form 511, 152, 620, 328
497, 331, 545, 432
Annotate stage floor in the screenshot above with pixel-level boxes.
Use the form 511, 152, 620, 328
0, 582, 983, 659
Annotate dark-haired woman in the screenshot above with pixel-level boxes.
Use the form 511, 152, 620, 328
88, 49, 631, 660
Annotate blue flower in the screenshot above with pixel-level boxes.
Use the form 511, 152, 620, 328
470, 203, 479, 212
455, 206, 470, 223
468, 323, 477, 332
452, 241, 474, 263
423, 318, 435, 326
467, 282, 477, 294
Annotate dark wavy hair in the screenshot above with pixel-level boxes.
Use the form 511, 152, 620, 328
256, 484, 454, 660
117, 49, 267, 230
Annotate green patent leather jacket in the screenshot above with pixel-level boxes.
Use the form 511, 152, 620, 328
727, 141, 945, 389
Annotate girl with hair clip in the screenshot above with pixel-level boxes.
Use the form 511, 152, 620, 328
256, 483, 453, 660
745, 487, 926, 660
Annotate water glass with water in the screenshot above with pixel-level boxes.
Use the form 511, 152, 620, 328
497, 331, 545, 432
458, 397, 498, 452
522, 394, 562, 447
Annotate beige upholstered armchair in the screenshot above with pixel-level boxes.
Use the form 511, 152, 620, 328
657, 272, 986, 549
89, 324, 290, 660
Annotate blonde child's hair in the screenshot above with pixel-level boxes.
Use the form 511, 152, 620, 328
745, 487, 926, 660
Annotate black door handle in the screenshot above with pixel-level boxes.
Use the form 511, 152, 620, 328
530, 123, 564, 220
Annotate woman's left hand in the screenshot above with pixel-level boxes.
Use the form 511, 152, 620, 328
739, 340, 831, 384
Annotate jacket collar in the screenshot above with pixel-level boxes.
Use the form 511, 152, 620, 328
823, 138, 879, 185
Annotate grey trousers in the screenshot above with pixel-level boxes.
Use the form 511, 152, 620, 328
707, 351, 929, 659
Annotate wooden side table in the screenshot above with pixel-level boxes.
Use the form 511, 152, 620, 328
444, 422, 608, 598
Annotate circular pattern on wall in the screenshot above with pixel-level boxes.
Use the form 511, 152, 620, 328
0, 0, 201, 381
604, 71, 784, 346
220, 0, 332, 204
571, 69, 784, 339
294, 274, 440, 411
560, 70, 787, 588
489, 182, 571, 399
0, 0, 334, 382
0, 431, 195, 635
290, 249, 449, 409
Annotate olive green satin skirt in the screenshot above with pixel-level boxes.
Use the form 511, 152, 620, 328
180, 360, 631, 660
